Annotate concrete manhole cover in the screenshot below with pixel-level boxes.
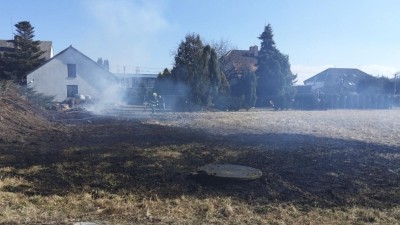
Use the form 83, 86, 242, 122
193, 163, 262, 182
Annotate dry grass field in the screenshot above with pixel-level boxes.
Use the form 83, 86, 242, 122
0, 104, 399, 224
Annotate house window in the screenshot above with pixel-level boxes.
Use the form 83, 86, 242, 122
67, 85, 78, 97
67, 64, 76, 78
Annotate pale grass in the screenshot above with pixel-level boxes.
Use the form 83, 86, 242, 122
0, 166, 14, 173
23, 165, 45, 174
165, 110, 400, 147
0, 176, 31, 189
1, 188, 400, 224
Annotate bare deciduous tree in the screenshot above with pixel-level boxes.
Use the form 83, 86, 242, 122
208, 38, 236, 59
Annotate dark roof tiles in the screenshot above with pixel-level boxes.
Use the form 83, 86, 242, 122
304, 68, 372, 84
222, 49, 258, 75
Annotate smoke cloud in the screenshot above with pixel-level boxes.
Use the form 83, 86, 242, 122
80, 0, 170, 73
85, 85, 126, 115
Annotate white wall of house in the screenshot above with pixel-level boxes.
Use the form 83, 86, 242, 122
27, 46, 115, 102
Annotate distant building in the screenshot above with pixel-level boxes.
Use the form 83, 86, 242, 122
114, 73, 157, 90
220, 45, 258, 78
26, 45, 116, 102
302, 68, 393, 109
113, 73, 158, 104
0, 36, 53, 60
219, 45, 258, 97
304, 68, 373, 94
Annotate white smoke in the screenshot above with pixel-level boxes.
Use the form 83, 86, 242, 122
85, 85, 126, 115
80, 0, 170, 73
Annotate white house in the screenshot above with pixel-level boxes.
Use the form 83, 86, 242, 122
27, 45, 116, 102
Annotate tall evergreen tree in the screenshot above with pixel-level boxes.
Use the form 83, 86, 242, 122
154, 68, 174, 95
199, 45, 229, 105
255, 24, 296, 107
170, 33, 228, 108
3, 21, 45, 83
229, 68, 257, 109
242, 68, 257, 108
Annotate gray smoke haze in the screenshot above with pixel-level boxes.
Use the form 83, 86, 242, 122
80, 0, 171, 74
85, 85, 126, 115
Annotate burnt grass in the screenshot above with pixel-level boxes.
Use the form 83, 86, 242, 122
0, 110, 399, 213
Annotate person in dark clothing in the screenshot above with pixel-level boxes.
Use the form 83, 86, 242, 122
150, 92, 158, 114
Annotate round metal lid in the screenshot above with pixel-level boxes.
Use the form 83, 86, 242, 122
196, 163, 262, 181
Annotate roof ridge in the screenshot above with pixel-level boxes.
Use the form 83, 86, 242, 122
304, 67, 373, 83
25, 45, 116, 78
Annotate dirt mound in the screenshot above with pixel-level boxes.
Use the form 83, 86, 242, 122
0, 82, 53, 143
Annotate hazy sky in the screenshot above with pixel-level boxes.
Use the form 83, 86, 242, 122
1, 0, 399, 84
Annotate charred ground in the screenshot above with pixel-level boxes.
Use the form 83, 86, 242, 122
0, 87, 399, 224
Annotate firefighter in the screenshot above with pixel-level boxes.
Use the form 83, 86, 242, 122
150, 92, 158, 114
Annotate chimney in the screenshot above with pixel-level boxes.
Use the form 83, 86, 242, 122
249, 45, 258, 57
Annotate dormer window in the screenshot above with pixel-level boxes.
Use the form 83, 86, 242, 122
67, 64, 76, 78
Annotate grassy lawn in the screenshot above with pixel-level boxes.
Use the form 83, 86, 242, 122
0, 110, 399, 224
